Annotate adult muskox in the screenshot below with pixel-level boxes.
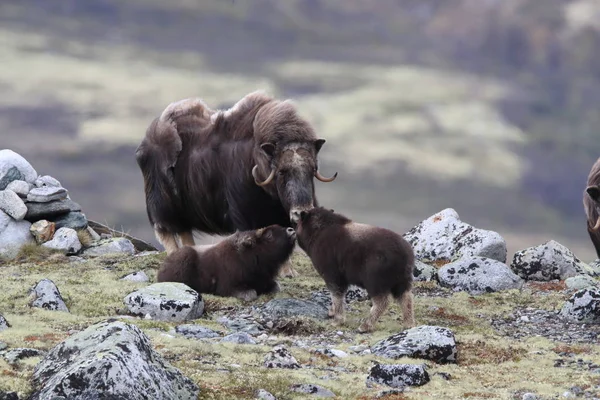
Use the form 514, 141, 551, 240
135, 90, 337, 277
584, 157, 600, 259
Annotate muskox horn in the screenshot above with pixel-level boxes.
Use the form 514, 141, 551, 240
315, 170, 338, 183
252, 165, 275, 186
593, 217, 600, 231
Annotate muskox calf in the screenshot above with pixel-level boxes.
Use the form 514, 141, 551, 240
584, 157, 600, 258
293, 207, 415, 333
157, 225, 297, 301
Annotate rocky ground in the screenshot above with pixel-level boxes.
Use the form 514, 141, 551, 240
1, 151, 600, 399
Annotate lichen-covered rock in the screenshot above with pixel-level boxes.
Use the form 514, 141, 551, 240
175, 324, 221, 339
256, 389, 277, 400
438, 256, 523, 295
413, 260, 438, 282
124, 282, 204, 322
366, 363, 430, 388
24, 198, 81, 221
29, 220, 56, 244
42, 227, 81, 254
0, 190, 27, 220
403, 208, 507, 264
264, 345, 300, 369
565, 275, 599, 290
1, 348, 45, 364
0, 390, 18, 400
314, 348, 348, 358
218, 317, 263, 335
29, 320, 199, 400
559, 288, 600, 324
0, 210, 34, 258
262, 298, 329, 320
6, 180, 30, 198
371, 325, 457, 364
221, 332, 256, 345
83, 237, 135, 257
0, 314, 9, 331
290, 384, 335, 397
120, 270, 149, 282
511, 240, 596, 281
29, 279, 69, 312
0, 149, 37, 187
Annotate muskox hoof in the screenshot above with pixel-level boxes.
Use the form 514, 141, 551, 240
357, 322, 373, 333
278, 265, 299, 279
328, 306, 335, 318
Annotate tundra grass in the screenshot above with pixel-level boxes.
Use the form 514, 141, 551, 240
1, 252, 599, 399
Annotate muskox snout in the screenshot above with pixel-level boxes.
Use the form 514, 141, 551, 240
286, 227, 297, 240
290, 210, 302, 226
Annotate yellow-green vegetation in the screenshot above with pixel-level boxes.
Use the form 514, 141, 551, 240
1, 250, 599, 399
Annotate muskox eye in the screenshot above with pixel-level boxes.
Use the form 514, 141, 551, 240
265, 231, 273, 239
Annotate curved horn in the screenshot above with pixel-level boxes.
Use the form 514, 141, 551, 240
593, 217, 600, 231
315, 170, 338, 183
252, 165, 275, 186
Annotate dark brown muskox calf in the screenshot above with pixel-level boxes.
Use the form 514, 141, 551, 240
585, 157, 600, 259
293, 207, 415, 333
157, 225, 296, 301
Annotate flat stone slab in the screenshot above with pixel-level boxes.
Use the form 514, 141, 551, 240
175, 324, 221, 340
221, 332, 256, 345
48, 211, 87, 230
27, 186, 68, 203
83, 237, 135, 257
120, 270, 149, 282
438, 256, 523, 295
371, 325, 457, 364
262, 298, 329, 320
403, 208, 507, 264
124, 282, 204, 322
29, 320, 199, 400
25, 198, 81, 221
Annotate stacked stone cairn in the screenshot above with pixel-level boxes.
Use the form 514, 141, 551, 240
0, 149, 138, 260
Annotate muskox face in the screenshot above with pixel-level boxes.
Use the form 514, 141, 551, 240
235, 225, 297, 254
252, 140, 337, 221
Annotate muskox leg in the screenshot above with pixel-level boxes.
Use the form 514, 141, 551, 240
278, 258, 299, 278
155, 229, 180, 255
396, 290, 415, 328
358, 294, 390, 333
178, 231, 196, 247
328, 289, 346, 326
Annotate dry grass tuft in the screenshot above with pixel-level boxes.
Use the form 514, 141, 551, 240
551, 344, 592, 355
11, 243, 65, 264
457, 339, 527, 366
430, 307, 470, 325
528, 281, 567, 292
76, 229, 95, 248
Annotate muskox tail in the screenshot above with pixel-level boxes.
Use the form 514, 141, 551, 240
135, 117, 185, 229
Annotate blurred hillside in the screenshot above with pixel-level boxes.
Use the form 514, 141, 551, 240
1, 0, 599, 260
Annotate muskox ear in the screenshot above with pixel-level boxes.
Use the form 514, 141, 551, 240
587, 186, 600, 201
260, 143, 276, 159
300, 210, 309, 221
314, 139, 326, 154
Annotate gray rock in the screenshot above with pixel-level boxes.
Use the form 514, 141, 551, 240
344, 285, 370, 302
262, 298, 329, 320
315, 348, 348, 358
559, 288, 600, 324
24, 198, 81, 221
413, 260, 438, 282
83, 237, 135, 257
175, 324, 221, 339
403, 208, 507, 264
376, 389, 406, 398
0, 167, 24, 191
30, 219, 56, 244
438, 256, 523, 295
34, 175, 62, 188
522, 393, 539, 400
120, 270, 149, 282
48, 211, 87, 230
371, 325, 457, 364
42, 227, 81, 255
30, 278, 69, 312
511, 240, 596, 281
0, 391, 19, 400
1, 348, 45, 364
217, 317, 263, 335
29, 320, 199, 400
0, 149, 37, 186
264, 345, 300, 369
366, 363, 430, 388
348, 345, 369, 354
256, 389, 277, 400
0, 314, 9, 331
565, 275, 599, 290
0, 342, 7, 351
0, 190, 27, 220
27, 186, 68, 203
124, 282, 204, 322
290, 384, 335, 397
221, 332, 256, 345
5, 180, 30, 198
0, 210, 34, 259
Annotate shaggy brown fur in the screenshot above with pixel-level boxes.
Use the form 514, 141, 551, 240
293, 207, 415, 333
156, 225, 296, 301
135, 91, 337, 277
584, 157, 600, 258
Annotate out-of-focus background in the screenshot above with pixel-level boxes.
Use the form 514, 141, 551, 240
1, 0, 599, 260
